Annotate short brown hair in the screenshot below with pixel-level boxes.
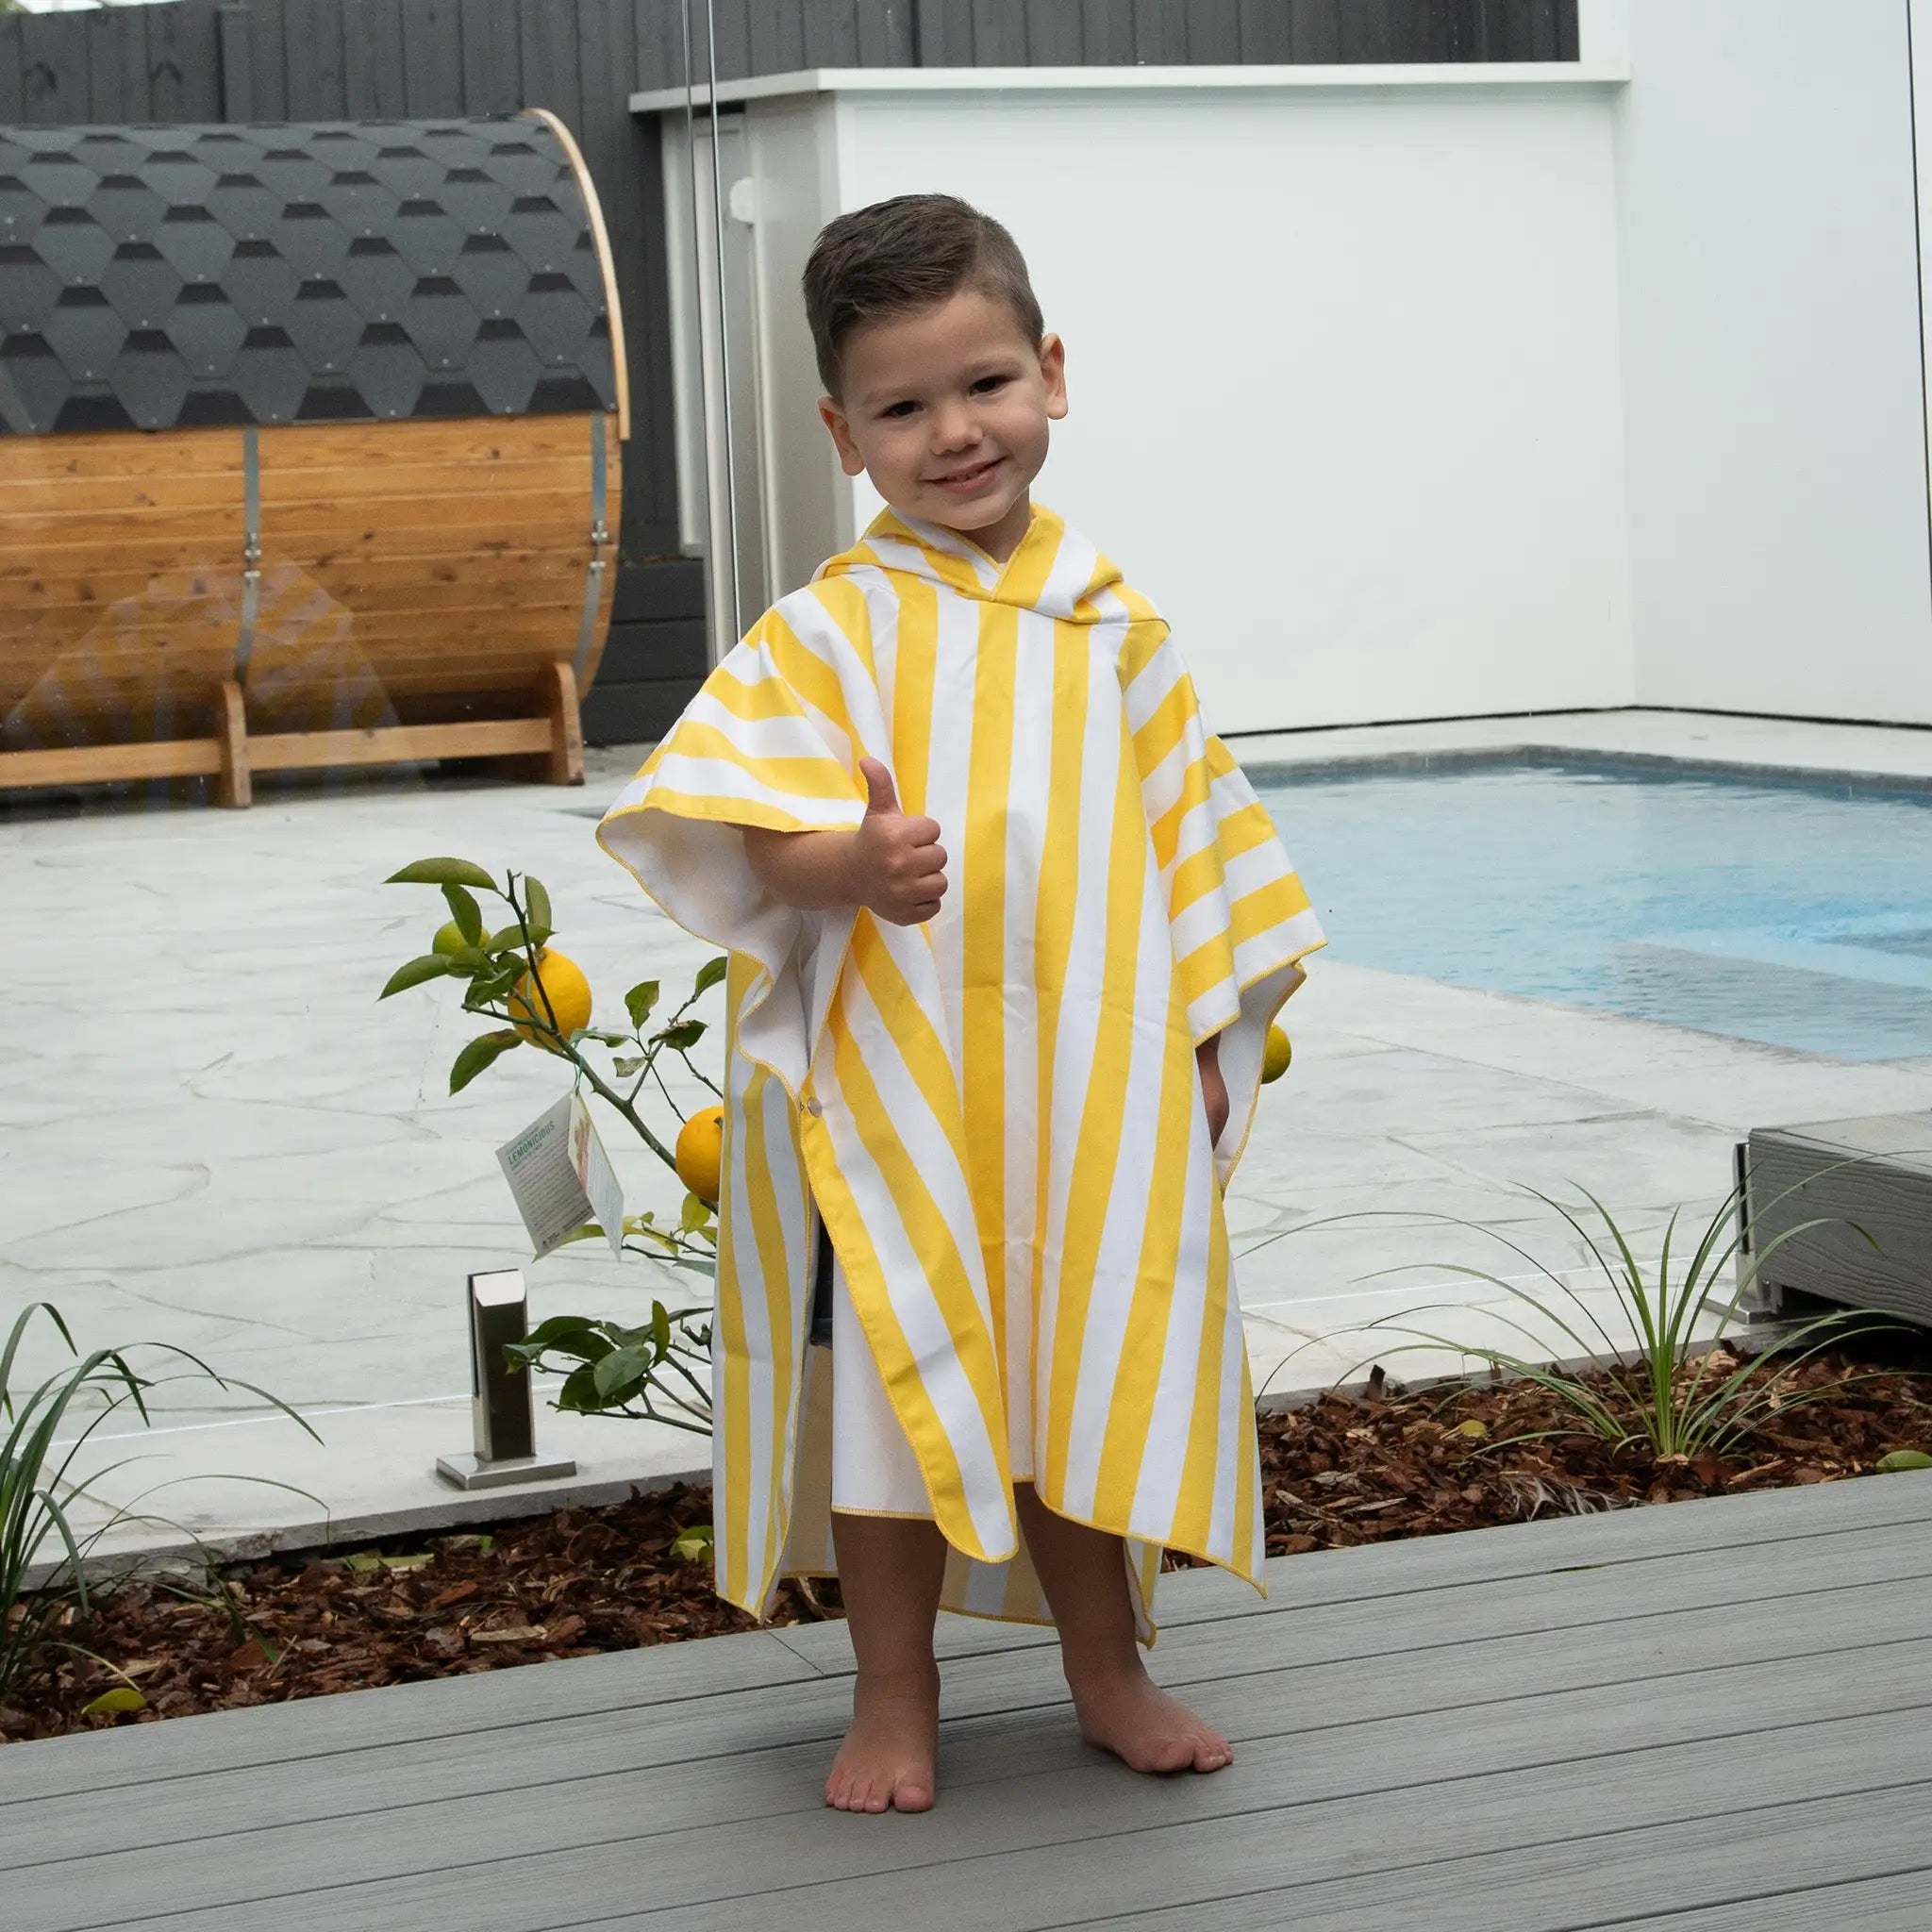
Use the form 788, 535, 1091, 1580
802, 193, 1044, 397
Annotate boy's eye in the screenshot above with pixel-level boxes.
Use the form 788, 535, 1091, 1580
878, 400, 920, 420
971, 375, 1009, 394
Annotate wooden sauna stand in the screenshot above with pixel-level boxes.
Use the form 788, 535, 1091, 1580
0, 659, 585, 808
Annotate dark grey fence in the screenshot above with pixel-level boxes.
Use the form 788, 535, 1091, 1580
0, 0, 1579, 741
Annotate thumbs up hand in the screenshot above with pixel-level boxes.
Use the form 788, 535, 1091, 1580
739, 757, 948, 924
853, 757, 947, 924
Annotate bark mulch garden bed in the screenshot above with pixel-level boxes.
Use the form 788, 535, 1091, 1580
7, 1336, 1932, 1746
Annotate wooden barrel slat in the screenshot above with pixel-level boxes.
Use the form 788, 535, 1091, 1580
0, 553, 598, 611
260, 416, 598, 469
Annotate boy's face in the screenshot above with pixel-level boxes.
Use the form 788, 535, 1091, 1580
819, 289, 1067, 554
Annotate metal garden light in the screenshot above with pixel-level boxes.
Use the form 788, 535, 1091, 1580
435, 1270, 577, 1491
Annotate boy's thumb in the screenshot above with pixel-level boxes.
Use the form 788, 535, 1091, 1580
858, 758, 900, 819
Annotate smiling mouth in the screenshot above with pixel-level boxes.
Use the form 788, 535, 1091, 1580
929, 457, 1005, 493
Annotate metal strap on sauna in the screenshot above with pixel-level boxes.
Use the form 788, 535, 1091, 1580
234, 425, 262, 686
573, 415, 611, 685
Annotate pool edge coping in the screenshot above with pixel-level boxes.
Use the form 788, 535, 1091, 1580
1234, 742, 1932, 794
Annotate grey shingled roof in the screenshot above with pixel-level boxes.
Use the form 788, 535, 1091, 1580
0, 116, 619, 435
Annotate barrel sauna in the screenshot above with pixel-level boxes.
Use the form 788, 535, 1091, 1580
0, 112, 626, 805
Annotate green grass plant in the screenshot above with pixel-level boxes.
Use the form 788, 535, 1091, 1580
1, 1302, 317, 1708
1358, 1182, 1879, 1460
1257, 1176, 1883, 1464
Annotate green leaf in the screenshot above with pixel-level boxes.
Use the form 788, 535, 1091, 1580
680, 1191, 712, 1233
555, 1364, 603, 1412
380, 954, 454, 999
625, 980, 661, 1029
523, 875, 553, 934
1875, 1449, 1932, 1473
669, 1524, 714, 1562
386, 857, 498, 892
612, 1057, 645, 1078
693, 955, 728, 996
441, 884, 484, 944
580, 1028, 633, 1047
652, 1302, 672, 1357
82, 1685, 147, 1716
523, 1314, 616, 1354
658, 1020, 706, 1051
463, 967, 522, 1013
448, 1028, 522, 1095
591, 1344, 654, 1400
343, 1554, 384, 1573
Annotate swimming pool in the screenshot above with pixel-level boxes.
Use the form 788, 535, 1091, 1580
1250, 757, 1932, 1062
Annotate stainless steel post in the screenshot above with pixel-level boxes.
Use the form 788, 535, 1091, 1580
702, 0, 744, 647
435, 1270, 578, 1490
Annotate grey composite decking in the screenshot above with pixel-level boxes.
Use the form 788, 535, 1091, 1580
5, 1472, 1932, 1930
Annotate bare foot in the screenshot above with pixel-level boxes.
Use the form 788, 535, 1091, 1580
1069, 1666, 1234, 1775
824, 1669, 940, 1814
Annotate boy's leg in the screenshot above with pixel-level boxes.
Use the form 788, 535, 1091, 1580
1013, 1484, 1233, 1775
825, 1511, 948, 1813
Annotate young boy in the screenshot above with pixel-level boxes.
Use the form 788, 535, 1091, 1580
599, 193, 1322, 1814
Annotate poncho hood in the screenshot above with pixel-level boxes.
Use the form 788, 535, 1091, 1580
818, 503, 1127, 625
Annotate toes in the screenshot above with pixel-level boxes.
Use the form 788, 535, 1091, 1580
827, 1754, 936, 1813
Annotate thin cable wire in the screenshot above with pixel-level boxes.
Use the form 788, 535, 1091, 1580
702, 0, 743, 644
678, 0, 721, 658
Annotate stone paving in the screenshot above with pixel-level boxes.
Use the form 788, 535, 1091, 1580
5, 710, 1930, 1566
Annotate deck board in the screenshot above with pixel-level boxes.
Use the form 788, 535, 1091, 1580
5, 1472, 1930, 1930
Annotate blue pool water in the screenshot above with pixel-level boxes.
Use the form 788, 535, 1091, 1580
1251, 758, 1932, 1062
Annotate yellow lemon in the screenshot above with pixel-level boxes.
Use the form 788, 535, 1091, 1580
675, 1105, 725, 1205
509, 947, 592, 1051
1261, 1024, 1292, 1084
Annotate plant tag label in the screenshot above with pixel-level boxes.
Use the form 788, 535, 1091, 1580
497, 1091, 625, 1263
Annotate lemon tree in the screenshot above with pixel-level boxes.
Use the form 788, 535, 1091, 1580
379, 856, 729, 1435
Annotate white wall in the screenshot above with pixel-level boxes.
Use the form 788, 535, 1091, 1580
659, 20, 1932, 731
1613, 0, 1932, 723
817, 86, 1633, 733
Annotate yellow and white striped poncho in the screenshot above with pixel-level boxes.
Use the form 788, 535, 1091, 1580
598, 507, 1324, 1635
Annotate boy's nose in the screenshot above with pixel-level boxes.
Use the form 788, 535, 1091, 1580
929, 405, 978, 452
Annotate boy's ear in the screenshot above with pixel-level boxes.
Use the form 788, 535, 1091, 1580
818, 395, 869, 478
1040, 333, 1068, 422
